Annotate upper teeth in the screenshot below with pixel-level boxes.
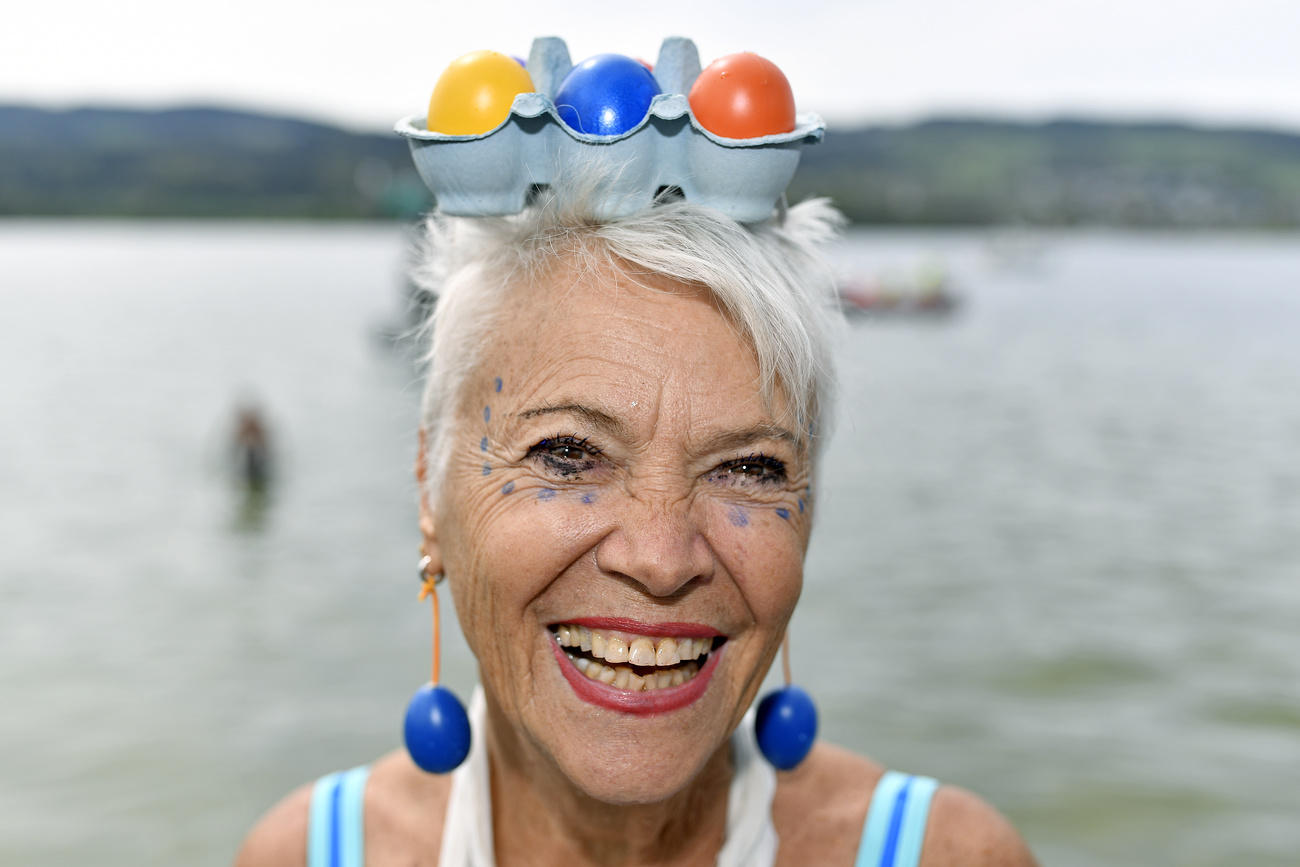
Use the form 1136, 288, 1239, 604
554, 625, 712, 666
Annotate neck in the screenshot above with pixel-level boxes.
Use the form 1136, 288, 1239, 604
483, 700, 734, 867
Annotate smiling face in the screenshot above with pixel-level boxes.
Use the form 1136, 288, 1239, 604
425, 257, 813, 805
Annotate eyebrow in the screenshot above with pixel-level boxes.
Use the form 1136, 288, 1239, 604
518, 403, 631, 440
696, 423, 799, 455
518, 404, 797, 453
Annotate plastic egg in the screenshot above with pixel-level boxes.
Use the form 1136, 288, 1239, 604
404, 683, 471, 774
427, 50, 535, 135
754, 685, 818, 770
555, 53, 661, 136
688, 52, 796, 139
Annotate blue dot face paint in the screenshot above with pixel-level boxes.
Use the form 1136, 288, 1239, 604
501, 481, 515, 495
494, 377, 503, 393
775, 507, 791, 520
728, 506, 750, 527
480, 436, 488, 452
482, 464, 492, 476
797, 498, 805, 513
537, 488, 556, 501
581, 492, 596, 505
483, 406, 491, 423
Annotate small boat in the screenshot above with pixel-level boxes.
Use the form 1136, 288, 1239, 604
837, 266, 959, 318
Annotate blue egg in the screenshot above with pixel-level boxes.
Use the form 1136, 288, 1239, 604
403, 683, 471, 774
754, 685, 818, 770
554, 53, 661, 136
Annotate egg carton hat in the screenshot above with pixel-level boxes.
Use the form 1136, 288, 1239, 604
394, 36, 824, 223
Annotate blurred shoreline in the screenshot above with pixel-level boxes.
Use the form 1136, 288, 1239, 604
6, 216, 1300, 244
5, 103, 1300, 228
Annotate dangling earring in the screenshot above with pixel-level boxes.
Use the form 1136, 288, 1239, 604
754, 633, 818, 770
403, 554, 471, 773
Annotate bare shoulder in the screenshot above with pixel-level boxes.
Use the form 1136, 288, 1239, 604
921, 784, 1038, 867
232, 751, 454, 867
772, 742, 886, 865
233, 783, 312, 867
363, 749, 454, 864
771, 744, 1036, 867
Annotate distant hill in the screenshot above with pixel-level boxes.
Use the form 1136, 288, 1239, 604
4, 104, 1300, 226
0, 105, 427, 218
789, 118, 1300, 227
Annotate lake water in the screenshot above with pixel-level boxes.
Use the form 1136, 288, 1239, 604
1, 221, 1297, 866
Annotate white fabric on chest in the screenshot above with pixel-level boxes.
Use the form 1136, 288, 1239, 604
437, 687, 778, 866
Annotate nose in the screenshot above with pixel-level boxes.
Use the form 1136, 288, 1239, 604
594, 496, 715, 597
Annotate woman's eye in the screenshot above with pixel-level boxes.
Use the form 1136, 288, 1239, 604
549, 443, 588, 461
525, 435, 600, 477
712, 454, 787, 485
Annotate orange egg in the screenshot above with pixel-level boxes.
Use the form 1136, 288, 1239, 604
427, 50, 535, 135
688, 52, 796, 139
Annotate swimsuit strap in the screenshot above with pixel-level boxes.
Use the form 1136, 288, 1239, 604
307, 765, 370, 867
854, 771, 940, 867
300, 746, 930, 867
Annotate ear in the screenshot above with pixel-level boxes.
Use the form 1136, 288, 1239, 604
416, 427, 443, 575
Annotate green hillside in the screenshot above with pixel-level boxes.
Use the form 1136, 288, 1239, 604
789, 119, 1300, 227
4, 104, 1300, 226
0, 105, 427, 218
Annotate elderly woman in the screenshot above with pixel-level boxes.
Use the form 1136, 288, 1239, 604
236, 187, 1036, 866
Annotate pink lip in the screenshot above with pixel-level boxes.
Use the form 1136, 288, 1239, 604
549, 633, 724, 716
553, 617, 724, 640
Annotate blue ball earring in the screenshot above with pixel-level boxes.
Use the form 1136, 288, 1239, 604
403, 555, 471, 774
754, 634, 818, 770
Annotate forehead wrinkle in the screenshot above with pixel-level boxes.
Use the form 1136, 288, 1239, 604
660, 356, 790, 457
480, 267, 778, 456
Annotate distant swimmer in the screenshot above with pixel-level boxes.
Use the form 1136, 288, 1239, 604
232, 404, 273, 492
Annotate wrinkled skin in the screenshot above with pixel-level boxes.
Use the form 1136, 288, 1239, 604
421, 261, 813, 810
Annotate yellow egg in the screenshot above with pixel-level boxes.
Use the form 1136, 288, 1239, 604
427, 50, 535, 135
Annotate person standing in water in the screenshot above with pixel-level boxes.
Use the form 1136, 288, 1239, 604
232, 403, 273, 494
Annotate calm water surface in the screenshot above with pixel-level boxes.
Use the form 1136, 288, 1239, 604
1, 222, 1297, 866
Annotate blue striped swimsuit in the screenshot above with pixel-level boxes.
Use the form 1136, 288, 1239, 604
308, 767, 938, 867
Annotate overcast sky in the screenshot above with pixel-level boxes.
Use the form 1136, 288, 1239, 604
4, 0, 1299, 132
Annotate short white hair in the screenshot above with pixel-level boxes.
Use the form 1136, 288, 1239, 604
412, 186, 844, 494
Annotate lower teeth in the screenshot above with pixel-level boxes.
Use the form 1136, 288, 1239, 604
567, 652, 701, 691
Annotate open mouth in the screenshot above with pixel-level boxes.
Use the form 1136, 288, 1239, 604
549, 623, 726, 692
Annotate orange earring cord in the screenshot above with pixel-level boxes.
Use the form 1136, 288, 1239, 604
415, 428, 441, 686
405, 556, 470, 773
781, 632, 792, 687
419, 568, 442, 686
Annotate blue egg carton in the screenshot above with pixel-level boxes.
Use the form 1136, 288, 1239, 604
394, 36, 824, 223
